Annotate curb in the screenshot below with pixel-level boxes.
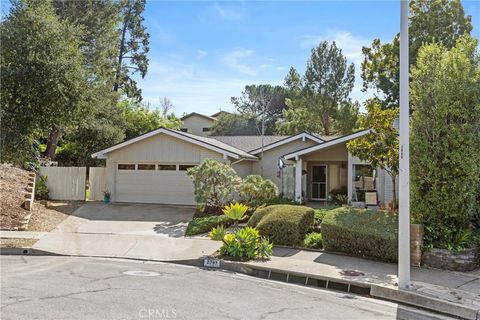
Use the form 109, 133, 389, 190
0, 247, 60, 256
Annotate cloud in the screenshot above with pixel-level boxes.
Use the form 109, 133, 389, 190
196, 49, 207, 60
300, 30, 370, 66
213, 3, 245, 21
221, 49, 259, 76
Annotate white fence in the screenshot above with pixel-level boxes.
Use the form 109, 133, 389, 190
88, 167, 107, 201
39, 166, 86, 200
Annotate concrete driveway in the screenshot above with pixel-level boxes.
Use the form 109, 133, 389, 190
53, 202, 195, 237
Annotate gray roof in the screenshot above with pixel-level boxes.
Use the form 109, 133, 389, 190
212, 136, 290, 152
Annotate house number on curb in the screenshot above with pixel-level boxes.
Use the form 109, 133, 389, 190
204, 258, 220, 268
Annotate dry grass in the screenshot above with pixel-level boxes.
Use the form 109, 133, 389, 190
0, 238, 37, 248
0, 163, 31, 230
27, 200, 84, 232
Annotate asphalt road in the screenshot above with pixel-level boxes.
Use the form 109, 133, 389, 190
1, 256, 450, 320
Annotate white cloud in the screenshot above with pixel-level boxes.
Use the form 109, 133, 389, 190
221, 49, 276, 76
213, 3, 245, 21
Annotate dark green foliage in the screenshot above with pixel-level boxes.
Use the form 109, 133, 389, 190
314, 206, 338, 226
249, 205, 314, 246
303, 232, 323, 249
321, 207, 398, 262
263, 196, 300, 206
410, 37, 480, 249
35, 175, 49, 200
185, 215, 230, 236
210, 113, 261, 136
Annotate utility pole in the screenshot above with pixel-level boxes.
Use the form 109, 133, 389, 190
398, 0, 411, 289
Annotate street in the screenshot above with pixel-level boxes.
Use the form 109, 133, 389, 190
0, 256, 450, 320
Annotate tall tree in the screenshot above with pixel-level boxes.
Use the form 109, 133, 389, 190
113, 0, 150, 100
0, 0, 89, 164
410, 36, 480, 248
362, 0, 472, 108
210, 113, 259, 136
277, 41, 355, 135
346, 100, 399, 208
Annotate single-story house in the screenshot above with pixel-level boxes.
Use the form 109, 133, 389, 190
92, 125, 396, 207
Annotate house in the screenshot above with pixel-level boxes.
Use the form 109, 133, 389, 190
91, 124, 396, 207
180, 111, 231, 136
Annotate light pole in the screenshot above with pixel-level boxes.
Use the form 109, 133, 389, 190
398, 0, 411, 289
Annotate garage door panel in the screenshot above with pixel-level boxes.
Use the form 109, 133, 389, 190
115, 170, 195, 205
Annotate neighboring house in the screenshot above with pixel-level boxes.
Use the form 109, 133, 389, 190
180, 112, 217, 136
92, 127, 396, 207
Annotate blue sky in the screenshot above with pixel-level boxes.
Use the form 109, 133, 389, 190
139, 0, 479, 116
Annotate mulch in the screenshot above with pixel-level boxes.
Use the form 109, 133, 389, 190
0, 163, 30, 230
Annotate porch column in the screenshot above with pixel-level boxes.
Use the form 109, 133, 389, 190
347, 152, 352, 203
295, 156, 303, 203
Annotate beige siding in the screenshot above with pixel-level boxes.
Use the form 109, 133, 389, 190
231, 160, 253, 178
105, 133, 225, 203
303, 143, 348, 162
181, 115, 215, 136
252, 139, 318, 189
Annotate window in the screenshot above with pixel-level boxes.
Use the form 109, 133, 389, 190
202, 127, 211, 132
178, 164, 196, 171
158, 164, 176, 171
118, 164, 135, 170
180, 128, 188, 132
352, 165, 376, 202
137, 164, 155, 170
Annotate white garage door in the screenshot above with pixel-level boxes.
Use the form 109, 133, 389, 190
115, 163, 196, 205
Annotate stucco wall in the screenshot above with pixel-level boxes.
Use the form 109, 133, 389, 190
181, 115, 215, 136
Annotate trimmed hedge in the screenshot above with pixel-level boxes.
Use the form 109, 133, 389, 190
185, 215, 230, 236
321, 207, 398, 262
248, 205, 314, 246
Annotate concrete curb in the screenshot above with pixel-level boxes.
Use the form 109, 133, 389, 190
371, 284, 480, 320
0, 247, 60, 256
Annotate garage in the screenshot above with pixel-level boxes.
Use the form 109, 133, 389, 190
91, 128, 257, 205
115, 163, 196, 205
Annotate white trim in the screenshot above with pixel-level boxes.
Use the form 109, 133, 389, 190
249, 132, 324, 155
283, 130, 372, 160
91, 128, 254, 160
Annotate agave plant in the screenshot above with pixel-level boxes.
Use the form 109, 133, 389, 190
222, 202, 248, 229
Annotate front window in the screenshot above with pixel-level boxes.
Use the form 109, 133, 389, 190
352, 165, 376, 202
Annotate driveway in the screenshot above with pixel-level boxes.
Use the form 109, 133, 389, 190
52, 202, 195, 237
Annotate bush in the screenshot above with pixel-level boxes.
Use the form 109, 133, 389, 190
321, 207, 398, 262
220, 227, 273, 260
35, 175, 49, 200
304, 232, 323, 249
264, 196, 300, 206
314, 206, 339, 227
249, 205, 314, 246
185, 215, 230, 236
329, 187, 348, 205
187, 159, 241, 211
209, 225, 227, 241
239, 175, 278, 208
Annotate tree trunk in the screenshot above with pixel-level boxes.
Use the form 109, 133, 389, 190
113, 4, 131, 92
45, 128, 61, 160
391, 174, 397, 210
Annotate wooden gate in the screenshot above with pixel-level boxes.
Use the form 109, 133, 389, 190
38, 166, 86, 200
88, 167, 107, 201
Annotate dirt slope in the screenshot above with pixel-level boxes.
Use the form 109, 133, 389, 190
0, 163, 30, 230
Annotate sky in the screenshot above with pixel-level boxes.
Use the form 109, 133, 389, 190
138, 0, 479, 116
1, 0, 478, 116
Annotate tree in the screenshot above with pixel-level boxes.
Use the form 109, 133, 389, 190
362, 0, 472, 108
346, 100, 399, 207
1, 0, 89, 164
410, 36, 480, 248
210, 113, 258, 136
332, 101, 360, 135
159, 96, 174, 117
277, 41, 355, 135
113, 0, 150, 100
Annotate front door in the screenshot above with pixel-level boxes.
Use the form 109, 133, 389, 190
311, 165, 327, 200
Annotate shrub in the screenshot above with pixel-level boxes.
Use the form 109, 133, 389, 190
329, 187, 348, 205
304, 232, 323, 249
220, 226, 272, 260
264, 196, 300, 206
222, 202, 248, 228
187, 159, 241, 211
35, 175, 49, 200
209, 225, 227, 241
314, 206, 339, 227
249, 205, 314, 246
321, 207, 398, 262
185, 215, 229, 236
239, 175, 278, 208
